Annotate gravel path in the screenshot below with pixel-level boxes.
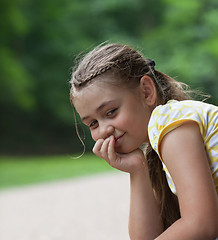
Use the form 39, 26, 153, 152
0, 172, 130, 240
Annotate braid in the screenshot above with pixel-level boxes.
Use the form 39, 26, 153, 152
78, 64, 112, 87
71, 44, 154, 89
75, 55, 136, 87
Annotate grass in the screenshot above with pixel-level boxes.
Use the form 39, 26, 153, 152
0, 154, 115, 189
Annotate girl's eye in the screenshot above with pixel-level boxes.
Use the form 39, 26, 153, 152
106, 108, 117, 117
89, 120, 98, 128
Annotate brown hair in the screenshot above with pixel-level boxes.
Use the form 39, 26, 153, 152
70, 43, 193, 229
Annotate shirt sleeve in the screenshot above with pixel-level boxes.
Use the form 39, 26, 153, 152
148, 100, 204, 160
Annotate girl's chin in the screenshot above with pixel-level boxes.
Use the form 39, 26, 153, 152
115, 146, 139, 154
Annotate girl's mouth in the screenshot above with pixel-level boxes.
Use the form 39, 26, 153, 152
115, 133, 125, 144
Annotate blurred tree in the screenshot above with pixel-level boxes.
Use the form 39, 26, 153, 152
0, 0, 88, 154
0, 0, 217, 155
140, 0, 218, 103
0, 0, 35, 110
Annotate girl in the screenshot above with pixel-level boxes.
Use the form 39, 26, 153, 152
70, 43, 218, 239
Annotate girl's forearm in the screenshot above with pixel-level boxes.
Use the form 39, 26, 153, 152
129, 168, 163, 240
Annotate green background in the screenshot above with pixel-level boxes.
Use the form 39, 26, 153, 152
1, 0, 218, 155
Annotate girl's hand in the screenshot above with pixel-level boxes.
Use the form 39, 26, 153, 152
93, 136, 146, 174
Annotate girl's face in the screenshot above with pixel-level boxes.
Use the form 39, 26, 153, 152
74, 79, 154, 154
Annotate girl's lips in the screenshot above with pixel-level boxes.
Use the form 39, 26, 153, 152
115, 133, 125, 144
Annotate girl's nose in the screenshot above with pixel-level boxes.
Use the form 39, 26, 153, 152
101, 124, 115, 140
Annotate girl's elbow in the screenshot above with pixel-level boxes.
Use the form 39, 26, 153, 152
201, 225, 218, 240
208, 217, 218, 239
187, 214, 218, 239
204, 223, 218, 239
205, 208, 218, 238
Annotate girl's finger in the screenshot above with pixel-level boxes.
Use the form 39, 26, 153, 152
93, 139, 104, 157
100, 137, 111, 162
108, 136, 116, 162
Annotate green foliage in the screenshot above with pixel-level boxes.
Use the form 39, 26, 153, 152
0, 0, 34, 110
0, 0, 217, 155
139, 0, 218, 103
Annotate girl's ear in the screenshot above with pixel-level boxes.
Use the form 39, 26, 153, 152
139, 75, 157, 106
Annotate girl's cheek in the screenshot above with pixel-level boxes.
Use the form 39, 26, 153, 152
91, 130, 97, 142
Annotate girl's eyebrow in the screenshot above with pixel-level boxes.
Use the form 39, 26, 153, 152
81, 100, 116, 122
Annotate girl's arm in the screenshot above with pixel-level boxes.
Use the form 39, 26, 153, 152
129, 167, 163, 239
93, 137, 163, 239
156, 121, 218, 240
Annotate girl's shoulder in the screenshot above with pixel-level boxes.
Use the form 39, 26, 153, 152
153, 99, 217, 115
150, 99, 218, 122
148, 99, 218, 151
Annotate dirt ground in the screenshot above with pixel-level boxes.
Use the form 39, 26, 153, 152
0, 172, 130, 240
